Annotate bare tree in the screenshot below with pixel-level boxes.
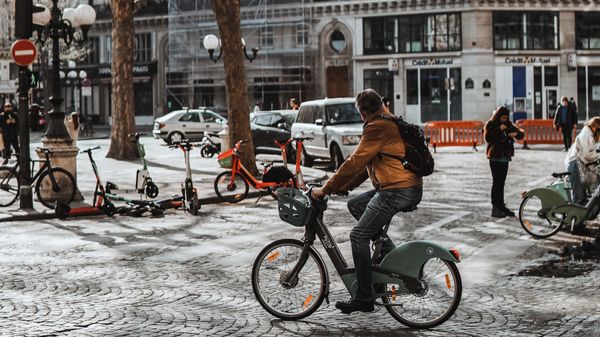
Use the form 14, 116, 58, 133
107, 0, 138, 160
212, 0, 257, 174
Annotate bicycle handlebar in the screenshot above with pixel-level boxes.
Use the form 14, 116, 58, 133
80, 146, 101, 154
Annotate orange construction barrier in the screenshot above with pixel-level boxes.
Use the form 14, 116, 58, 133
514, 119, 577, 149
424, 121, 485, 153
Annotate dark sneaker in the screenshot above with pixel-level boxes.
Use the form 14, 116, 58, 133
491, 206, 506, 218
571, 225, 591, 236
335, 299, 374, 314
501, 204, 515, 217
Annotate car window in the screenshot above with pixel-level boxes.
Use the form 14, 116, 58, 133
270, 115, 286, 127
255, 114, 272, 126
315, 106, 325, 122
179, 112, 200, 122
297, 106, 311, 123
325, 103, 361, 125
201, 111, 220, 123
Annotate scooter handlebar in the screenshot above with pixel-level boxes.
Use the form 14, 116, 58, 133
80, 146, 101, 153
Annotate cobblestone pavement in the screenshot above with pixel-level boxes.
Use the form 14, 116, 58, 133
0, 144, 599, 336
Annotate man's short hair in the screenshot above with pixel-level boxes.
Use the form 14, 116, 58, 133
4, 102, 12, 107
355, 89, 383, 115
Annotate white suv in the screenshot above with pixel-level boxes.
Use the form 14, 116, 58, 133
291, 98, 363, 169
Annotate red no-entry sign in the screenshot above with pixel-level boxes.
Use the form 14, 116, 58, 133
11, 39, 38, 66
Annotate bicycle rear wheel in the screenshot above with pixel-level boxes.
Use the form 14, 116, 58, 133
382, 258, 462, 328
0, 167, 20, 207
519, 195, 563, 238
252, 239, 327, 320
35, 168, 76, 209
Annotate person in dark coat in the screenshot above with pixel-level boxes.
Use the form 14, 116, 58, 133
484, 106, 525, 218
554, 96, 578, 151
0, 102, 19, 165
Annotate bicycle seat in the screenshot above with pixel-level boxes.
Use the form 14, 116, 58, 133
260, 162, 274, 168
551, 172, 571, 178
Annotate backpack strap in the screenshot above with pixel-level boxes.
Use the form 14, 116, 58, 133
375, 114, 407, 164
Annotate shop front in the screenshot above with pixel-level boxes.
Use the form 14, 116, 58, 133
404, 57, 462, 124
97, 62, 157, 125
576, 56, 600, 121
495, 56, 561, 121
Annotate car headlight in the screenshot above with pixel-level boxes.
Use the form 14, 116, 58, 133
342, 135, 361, 145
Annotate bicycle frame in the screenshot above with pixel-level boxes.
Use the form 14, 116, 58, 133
274, 138, 308, 189
228, 145, 286, 190
283, 196, 460, 299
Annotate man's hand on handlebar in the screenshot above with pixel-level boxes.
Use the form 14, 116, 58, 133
311, 188, 327, 200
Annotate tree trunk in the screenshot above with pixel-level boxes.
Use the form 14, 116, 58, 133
107, 0, 138, 160
212, 0, 257, 175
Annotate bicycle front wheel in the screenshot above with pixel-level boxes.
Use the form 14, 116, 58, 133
383, 258, 462, 328
35, 168, 76, 209
252, 239, 327, 320
0, 167, 20, 207
519, 195, 563, 238
214, 171, 249, 203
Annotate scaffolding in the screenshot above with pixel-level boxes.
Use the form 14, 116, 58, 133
166, 0, 315, 112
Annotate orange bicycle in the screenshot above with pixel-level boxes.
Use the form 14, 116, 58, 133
274, 137, 313, 190
214, 140, 296, 203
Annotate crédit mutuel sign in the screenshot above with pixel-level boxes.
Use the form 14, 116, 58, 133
411, 58, 454, 66
504, 56, 552, 64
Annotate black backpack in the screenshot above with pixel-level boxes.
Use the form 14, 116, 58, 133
377, 115, 434, 177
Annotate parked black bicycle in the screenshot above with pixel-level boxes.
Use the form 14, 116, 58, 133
0, 148, 76, 208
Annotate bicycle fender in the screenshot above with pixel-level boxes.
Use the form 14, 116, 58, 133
522, 188, 567, 207
379, 241, 459, 279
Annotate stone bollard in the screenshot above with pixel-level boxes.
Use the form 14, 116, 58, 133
36, 141, 83, 202
218, 126, 230, 152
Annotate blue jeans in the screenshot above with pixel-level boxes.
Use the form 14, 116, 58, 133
347, 187, 423, 301
567, 160, 583, 204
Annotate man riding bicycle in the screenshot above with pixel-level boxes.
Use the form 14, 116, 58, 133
311, 89, 422, 313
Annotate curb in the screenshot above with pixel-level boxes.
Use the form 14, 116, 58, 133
0, 175, 328, 223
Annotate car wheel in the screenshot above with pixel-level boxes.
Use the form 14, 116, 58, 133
331, 144, 345, 170
168, 132, 184, 144
301, 147, 313, 168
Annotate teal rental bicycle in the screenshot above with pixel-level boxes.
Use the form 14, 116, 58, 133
252, 188, 462, 328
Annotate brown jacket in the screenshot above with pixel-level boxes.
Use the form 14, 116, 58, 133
322, 109, 422, 195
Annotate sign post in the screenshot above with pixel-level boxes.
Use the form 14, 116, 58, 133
11, 39, 38, 210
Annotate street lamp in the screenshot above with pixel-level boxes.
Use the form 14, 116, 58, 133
203, 34, 259, 63
31, 1, 96, 203
32, 1, 96, 143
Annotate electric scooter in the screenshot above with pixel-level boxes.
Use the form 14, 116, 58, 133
171, 141, 201, 215
105, 133, 159, 199
57, 146, 165, 219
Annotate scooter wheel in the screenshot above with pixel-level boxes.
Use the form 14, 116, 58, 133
145, 181, 159, 199
201, 146, 215, 158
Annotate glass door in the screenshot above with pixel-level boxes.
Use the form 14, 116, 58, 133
544, 88, 558, 119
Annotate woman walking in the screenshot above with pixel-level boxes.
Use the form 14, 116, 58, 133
484, 106, 525, 218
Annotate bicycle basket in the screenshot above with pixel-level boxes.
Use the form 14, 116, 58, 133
277, 188, 314, 227
217, 149, 234, 168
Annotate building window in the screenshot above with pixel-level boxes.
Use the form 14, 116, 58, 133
134, 33, 153, 63
84, 37, 100, 64
406, 69, 419, 105
576, 12, 600, 50
493, 12, 558, 50
364, 69, 394, 113
363, 16, 397, 54
330, 30, 346, 53
364, 13, 461, 55
102, 35, 112, 63
260, 25, 273, 48
296, 24, 308, 47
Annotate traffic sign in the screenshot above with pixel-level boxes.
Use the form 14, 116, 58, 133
11, 39, 37, 66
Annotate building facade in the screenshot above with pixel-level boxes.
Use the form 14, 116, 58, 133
167, 0, 600, 124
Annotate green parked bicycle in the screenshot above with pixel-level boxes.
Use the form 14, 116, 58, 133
252, 187, 462, 328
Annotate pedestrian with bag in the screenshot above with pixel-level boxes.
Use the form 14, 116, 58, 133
0, 102, 19, 165
484, 106, 525, 218
554, 96, 578, 151
311, 89, 424, 313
